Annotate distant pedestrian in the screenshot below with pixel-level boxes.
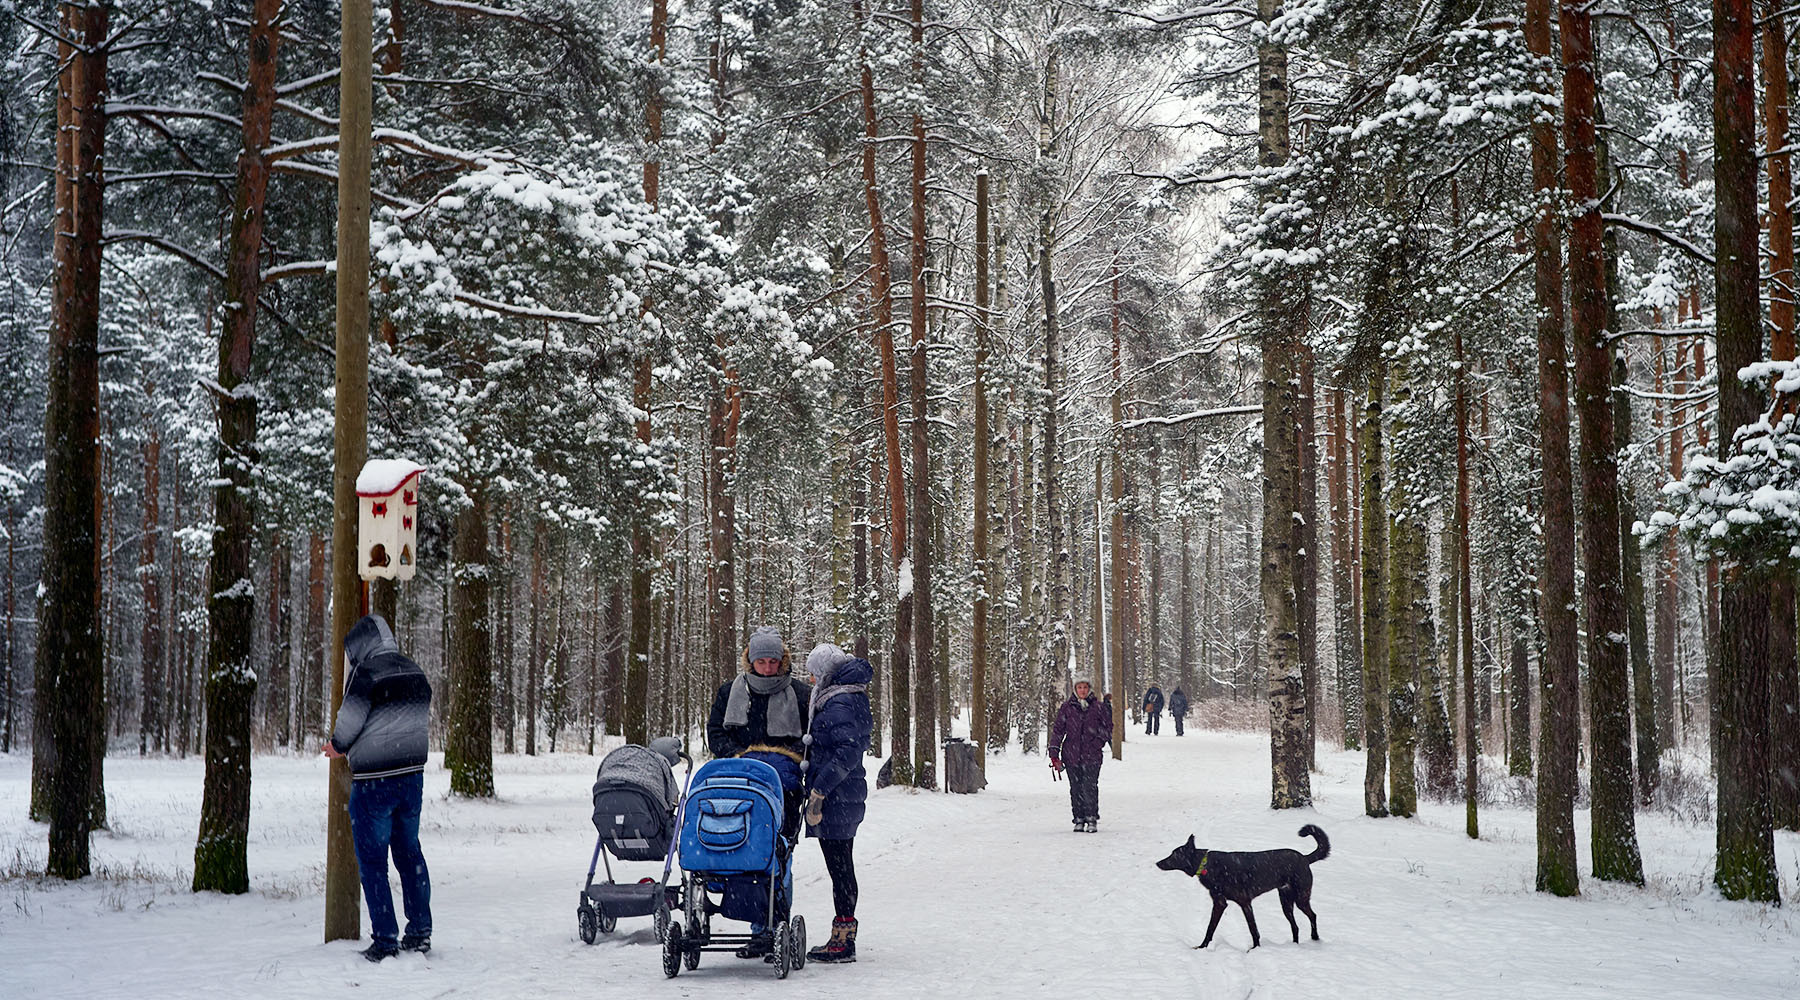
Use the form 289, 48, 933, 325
323, 614, 433, 963
1143, 684, 1165, 735
1049, 680, 1113, 833
1169, 686, 1190, 736
801, 643, 873, 964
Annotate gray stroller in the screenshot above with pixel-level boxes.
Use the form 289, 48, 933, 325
577, 737, 694, 943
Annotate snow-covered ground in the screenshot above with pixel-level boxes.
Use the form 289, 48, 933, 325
3, 730, 1796, 999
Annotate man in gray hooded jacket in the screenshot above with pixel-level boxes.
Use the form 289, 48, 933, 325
324, 614, 433, 962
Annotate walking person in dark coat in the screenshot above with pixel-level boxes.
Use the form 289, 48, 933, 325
1143, 684, 1165, 735
1049, 680, 1113, 833
800, 643, 872, 963
1169, 686, 1190, 736
323, 614, 433, 962
706, 625, 814, 958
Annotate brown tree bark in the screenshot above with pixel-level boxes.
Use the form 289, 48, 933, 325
1561, 0, 1642, 885
1258, 0, 1310, 809
972, 171, 991, 771
194, 0, 287, 894
908, 0, 936, 788
140, 434, 164, 755
448, 490, 495, 797
1110, 270, 1127, 760
1712, 0, 1781, 901
1528, 0, 1580, 897
1331, 389, 1361, 750
37, 0, 109, 877
1455, 328, 1478, 839
1762, 0, 1800, 832
1360, 362, 1389, 818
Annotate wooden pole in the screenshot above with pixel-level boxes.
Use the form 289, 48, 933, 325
326, 0, 372, 943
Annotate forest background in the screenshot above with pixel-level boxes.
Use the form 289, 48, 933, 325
2, 0, 1795, 906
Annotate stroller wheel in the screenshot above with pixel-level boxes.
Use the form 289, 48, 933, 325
577, 903, 598, 945
772, 923, 791, 980
653, 893, 670, 943
598, 908, 617, 935
788, 915, 806, 971
661, 924, 683, 978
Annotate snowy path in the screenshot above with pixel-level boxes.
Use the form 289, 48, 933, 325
3, 731, 1797, 999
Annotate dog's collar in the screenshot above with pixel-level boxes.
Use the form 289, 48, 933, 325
1196, 852, 1209, 877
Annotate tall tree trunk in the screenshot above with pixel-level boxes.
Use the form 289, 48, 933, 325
1360, 363, 1389, 818
1712, 0, 1782, 901
1039, 37, 1070, 736
37, 0, 109, 876
908, 0, 936, 789
140, 434, 164, 755
1528, 0, 1580, 898
528, 530, 543, 755
1109, 270, 1127, 760
857, 0, 910, 785
264, 535, 287, 750
1455, 328, 1478, 838
624, 0, 669, 749
448, 490, 495, 797
1385, 358, 1422, 819
1562, 0, 1643, 885
1257, 0, 1309, 809
1297, 344, 1320, 769
1762, 0, 1800, 832
972, 170, 991, 772
1332, 389, 1361, 750
195, 0, 283, 894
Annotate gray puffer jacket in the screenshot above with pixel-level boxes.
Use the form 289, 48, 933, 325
328, 615, 432, 780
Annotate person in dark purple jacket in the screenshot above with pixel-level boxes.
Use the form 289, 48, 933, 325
1049, 680, 1113, 833
801, 643, 872, 963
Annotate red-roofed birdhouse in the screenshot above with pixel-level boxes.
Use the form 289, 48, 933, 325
356, 459, 424, 581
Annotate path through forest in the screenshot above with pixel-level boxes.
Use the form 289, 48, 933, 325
3, 731, 1797, 998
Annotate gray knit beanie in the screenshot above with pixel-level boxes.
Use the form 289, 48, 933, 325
745, 626, 786, 667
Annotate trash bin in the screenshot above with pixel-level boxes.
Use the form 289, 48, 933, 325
942, 738, 986, 794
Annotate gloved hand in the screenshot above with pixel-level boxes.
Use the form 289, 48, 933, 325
805, 790, 826, 827
1049, 758, 1064, 773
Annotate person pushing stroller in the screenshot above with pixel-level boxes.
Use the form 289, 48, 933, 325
706, 626, 812, 959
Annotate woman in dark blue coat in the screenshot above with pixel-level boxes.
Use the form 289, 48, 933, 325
801, 643, 872, 963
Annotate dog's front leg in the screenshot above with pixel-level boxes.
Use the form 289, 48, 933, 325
1195, 898, 1228, 948
1238, 900, 1261, 949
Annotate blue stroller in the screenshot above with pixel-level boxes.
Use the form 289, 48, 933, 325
662, 757, 807, 979
578, 739, 693, 943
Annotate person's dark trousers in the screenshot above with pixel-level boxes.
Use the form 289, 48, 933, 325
818, 838, 858, 918
1146, 711, 1161, 735
1065, 762, 1101, 823
349, 771, 431, 949
1174, 714, 1184, 736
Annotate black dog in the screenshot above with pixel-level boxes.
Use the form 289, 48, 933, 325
1154, 825, 1329, 949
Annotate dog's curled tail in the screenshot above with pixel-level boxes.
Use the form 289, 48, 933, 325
1298, 824, 1330, 863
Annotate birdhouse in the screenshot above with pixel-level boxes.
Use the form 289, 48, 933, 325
356, 459, 424, 581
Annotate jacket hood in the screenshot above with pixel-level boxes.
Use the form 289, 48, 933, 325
343, 614, 400, 670
825, 656, 873, 688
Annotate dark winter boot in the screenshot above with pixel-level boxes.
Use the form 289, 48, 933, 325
807, 917, 857, 963
360, 943, 399, 963
401, 934, 431, 955
735, 931, 773, 959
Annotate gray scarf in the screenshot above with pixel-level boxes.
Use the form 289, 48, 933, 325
725, 672, 803, 739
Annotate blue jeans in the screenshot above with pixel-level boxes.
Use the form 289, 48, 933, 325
349, 772, 432, 948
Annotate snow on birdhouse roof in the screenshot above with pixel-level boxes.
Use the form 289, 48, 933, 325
356, 459, 426, 498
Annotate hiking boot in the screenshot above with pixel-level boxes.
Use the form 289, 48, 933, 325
401, 935, 431, 955
1084, 820, 1097, 833
807, 917, 857, 963
360, 943, 399, 963
735, 932, 773, 959
1072, 820, 1085, 833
